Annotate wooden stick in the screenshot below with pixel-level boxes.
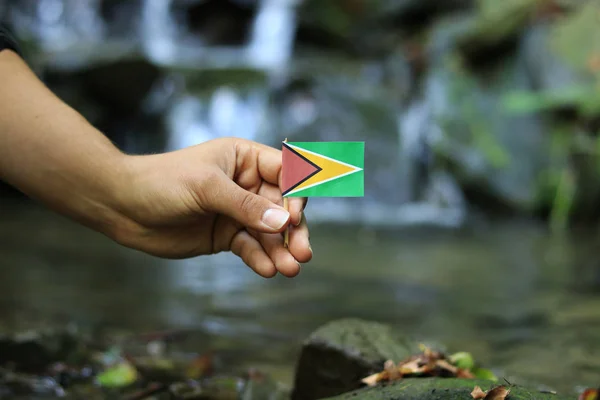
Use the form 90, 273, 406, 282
283, 137, 289, 248
283, 197, 289, 248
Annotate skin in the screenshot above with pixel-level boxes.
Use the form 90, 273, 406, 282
0, 49, 311, 278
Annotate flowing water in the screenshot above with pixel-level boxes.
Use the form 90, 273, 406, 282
1, 198, 600, 396
2, 1, 600, 397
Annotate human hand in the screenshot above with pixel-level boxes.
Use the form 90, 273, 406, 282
112, 137, 311, 278
0, 50, 309, 277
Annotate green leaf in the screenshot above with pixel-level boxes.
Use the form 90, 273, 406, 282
471, 367, 498, 381
96, 362, 138, 388
449, 352, 475, 370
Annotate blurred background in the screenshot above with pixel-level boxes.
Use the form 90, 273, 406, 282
1, 0, 600, 396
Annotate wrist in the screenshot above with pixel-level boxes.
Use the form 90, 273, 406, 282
62, 149, 137, 240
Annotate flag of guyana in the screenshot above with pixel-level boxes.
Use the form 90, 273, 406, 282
281, 141, 364, 197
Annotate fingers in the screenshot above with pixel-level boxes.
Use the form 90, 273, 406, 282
232, 138, 282, 186
256, 183, 307, 226
230, 230, 277, 278
288, 211, 312, 263
202, 170, 291, 234
248, 209, 311, 278
288, 197, 308, 226
228, 139, 309, 227
250, 230, 300, 277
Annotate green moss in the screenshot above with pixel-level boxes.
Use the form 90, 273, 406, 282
324, 378, 571, 400
456, 0, 541, 50
551, 0, 600, 79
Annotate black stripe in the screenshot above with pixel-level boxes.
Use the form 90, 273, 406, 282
282, 142, 322, 196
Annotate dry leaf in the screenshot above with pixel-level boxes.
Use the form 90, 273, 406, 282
435, 359, 458, 374
384, 360, 401, 381
471, 386, 487, 399
185, 353, 213, 379
580, 388, 600, 400
361, 345, 490, 387
485, 385, 510, 400
361, 372, 381, 387
457, 368, 476, 378
471, 385, 510, 400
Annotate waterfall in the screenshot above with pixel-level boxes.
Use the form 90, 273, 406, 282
7, 0, 105, 51
157, 0, 299, 151
140, 0, 178, 66
246, 0, 299, 77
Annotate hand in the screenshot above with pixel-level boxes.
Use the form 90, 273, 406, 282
113, 137, 312, 278
0, 50, 310, 277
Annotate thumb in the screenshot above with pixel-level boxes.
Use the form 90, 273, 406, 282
206, 173, 290, 233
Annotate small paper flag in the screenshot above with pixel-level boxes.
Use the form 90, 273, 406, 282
282, 141, 364, 197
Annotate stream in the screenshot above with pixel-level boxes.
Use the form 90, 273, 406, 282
2, 0, 600, 397
1, 199, 599, 395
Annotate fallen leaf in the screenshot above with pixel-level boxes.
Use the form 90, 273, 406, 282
472, 367, 498, 381
580, 388, 600, 400
360, 372, 381, 387
471, 385, 510, 400
471, 385, 487, 399
96, 362, 138, 388
186, 352, 213, 380
457, 368, 476, 379
361, 346, 493, 386
383, 359, 401, 381
436, 359, 458, 374
485, 385, 510, 400
450, 352, 475, 370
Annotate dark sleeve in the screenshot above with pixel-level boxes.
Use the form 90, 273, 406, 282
0, 25, 21, 56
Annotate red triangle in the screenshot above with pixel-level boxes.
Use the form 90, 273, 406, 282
282, 144, 321, 194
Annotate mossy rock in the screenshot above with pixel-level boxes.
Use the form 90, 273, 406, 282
456, 0, 542, 61
323, 378, 571, 400
291, 319, 438, 400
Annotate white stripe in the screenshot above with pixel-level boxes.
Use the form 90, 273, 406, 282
285, 168, 362, 196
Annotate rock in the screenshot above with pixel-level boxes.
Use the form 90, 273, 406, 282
455, 0, 543, 67
181, 0, 257, 46
0, 329, 85, 374
291, 319, 427, 400
295, 0, 473, 56
241, 369, 289, 400
420, 14, 563, 213
322, 378, 571, 400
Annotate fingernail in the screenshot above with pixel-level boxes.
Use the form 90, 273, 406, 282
295, 211, 303, 226
262, 208, 290, 230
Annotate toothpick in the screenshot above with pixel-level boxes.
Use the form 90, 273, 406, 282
283, 138, 289, 248
283, 197, 289, 248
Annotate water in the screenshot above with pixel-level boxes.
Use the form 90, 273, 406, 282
2, 1, 600, 396
1, 199, 599, 396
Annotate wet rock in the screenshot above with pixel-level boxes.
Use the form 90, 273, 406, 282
180, 0, 258, 46
322, 377, 571, 400
295, 0, 473, 56
0, 370, 65, 398
241, 369, 288, 400
0, 329, 87, 374
520, 22, 589, 94
420, 14, 562, 213
291, 319, 425, 400
455, 0, 543, 67
169, 376, 245, 400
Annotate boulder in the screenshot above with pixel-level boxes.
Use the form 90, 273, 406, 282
322, 377, 571, 400
290, 319, 429, 400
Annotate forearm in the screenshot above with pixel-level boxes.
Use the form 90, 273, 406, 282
0, 49, 130, 235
